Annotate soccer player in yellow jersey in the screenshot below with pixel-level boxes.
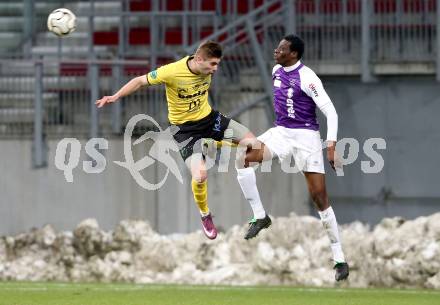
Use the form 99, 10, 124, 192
96, 41, 258, 239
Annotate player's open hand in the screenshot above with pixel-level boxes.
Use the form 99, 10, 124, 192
96, 95, 119, 108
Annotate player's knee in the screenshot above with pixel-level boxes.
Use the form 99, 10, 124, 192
192, 172, 207, 183
245, 148, 263, 164
191, 166, 208, 183
235, 145, 247, 169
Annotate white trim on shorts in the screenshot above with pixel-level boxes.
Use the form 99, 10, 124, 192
257, 126, 325, 173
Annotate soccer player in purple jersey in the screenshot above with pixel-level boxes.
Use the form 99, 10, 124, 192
235, 35, 349, 281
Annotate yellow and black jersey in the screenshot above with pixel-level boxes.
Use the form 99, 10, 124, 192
146, 56, 212, 125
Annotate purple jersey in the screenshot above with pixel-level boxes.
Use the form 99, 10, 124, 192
272, 62, 331, 131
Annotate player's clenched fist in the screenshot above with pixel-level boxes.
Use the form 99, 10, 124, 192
96, 95, 119, 108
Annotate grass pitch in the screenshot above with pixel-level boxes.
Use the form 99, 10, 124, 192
0, 282, 438, 305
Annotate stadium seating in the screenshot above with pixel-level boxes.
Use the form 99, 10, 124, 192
0, 2, 24, 55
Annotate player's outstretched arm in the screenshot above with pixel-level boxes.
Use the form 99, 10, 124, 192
302, 70, 340, 171
96, 75, 149, 108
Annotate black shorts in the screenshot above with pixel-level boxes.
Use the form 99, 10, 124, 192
171, 110, 231, 161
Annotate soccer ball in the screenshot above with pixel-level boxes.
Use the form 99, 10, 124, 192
47, 8, 76, 37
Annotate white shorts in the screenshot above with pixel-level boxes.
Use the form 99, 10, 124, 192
257, 126, 325, 173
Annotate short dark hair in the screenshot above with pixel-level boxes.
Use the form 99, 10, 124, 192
284, 34, 304, 59
196, 40, 223, 59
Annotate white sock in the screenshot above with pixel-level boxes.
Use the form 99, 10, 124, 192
318, 206, 345, 263
236, 167, 266, 219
